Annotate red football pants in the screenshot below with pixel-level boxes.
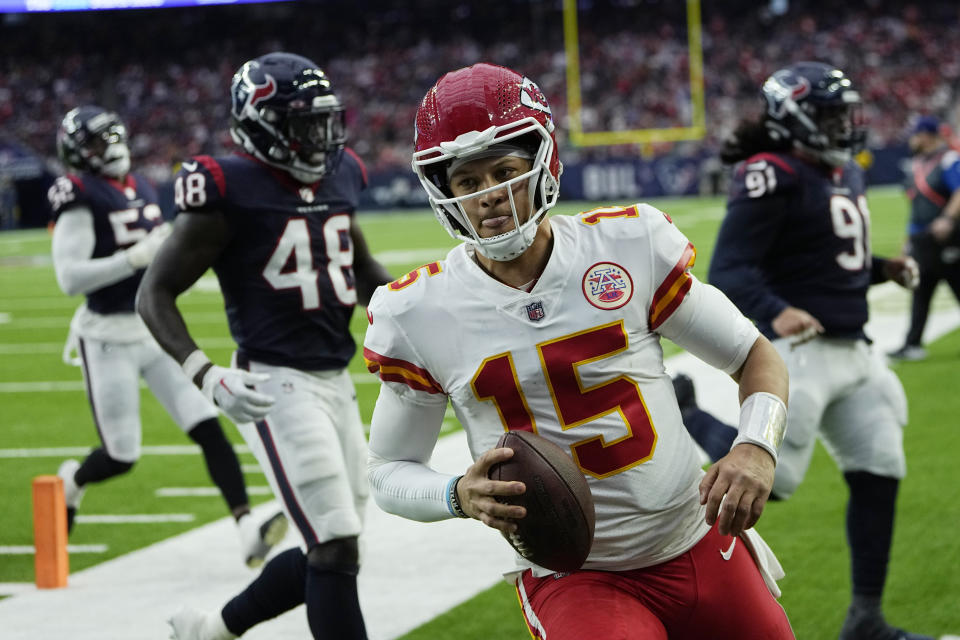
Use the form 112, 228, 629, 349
515, 524, 794, 640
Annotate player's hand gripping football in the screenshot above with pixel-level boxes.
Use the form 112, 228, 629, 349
200, 365, 275, 423
699, 443, 776, 537
456, 447, 526, 533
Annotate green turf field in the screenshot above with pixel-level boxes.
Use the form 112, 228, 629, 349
1, 187, 957, 638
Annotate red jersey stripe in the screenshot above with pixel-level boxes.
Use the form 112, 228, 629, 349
745, 152, 796, 175
649, 243, 696, 329
363, 347, 444, 394
195, 155, 227, 197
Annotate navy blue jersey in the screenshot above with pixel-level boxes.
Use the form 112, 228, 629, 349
174, 151, 368, 370
709, 152, 873, 340
47, 171, 163, 314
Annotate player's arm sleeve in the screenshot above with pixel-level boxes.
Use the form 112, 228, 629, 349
870, 256, 891, 285
367, 383, 457, 522
708, 192, 792, 324
364, 289, 458, 521
656, 275, 760, 374
51, 207, 136, 296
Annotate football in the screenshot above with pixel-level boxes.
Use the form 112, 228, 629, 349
487, 430, 596, 572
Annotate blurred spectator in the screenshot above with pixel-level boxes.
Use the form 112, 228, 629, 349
2, 0, 958, 180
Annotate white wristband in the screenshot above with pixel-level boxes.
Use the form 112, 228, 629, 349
181, 349, 213, 383
733, 392, 787, 464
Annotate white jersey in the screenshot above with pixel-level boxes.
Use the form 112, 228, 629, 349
365, 205, 740, 571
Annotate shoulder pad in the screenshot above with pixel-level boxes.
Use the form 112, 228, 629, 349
47, 174, 88, 217
383, 262, 444, 295
173, 155, 227, 212
731, 152, 799, 200
577, 204, 657, 229
342, 147, 369, 189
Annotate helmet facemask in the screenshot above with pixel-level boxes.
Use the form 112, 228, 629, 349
233, 96, 346, 183
414, 121, 560, 262
98, 127, 131, 179
803, 102, 866, 167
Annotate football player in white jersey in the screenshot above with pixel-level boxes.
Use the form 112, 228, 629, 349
363, 63, 795, 639
49, 106, 286, 568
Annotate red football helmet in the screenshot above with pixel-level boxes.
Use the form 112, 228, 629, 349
413, 63, 562, 261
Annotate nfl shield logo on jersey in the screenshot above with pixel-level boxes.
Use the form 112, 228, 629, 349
582, 262, 634, 310
299, 187, 315, 203
526, 301, 545, 321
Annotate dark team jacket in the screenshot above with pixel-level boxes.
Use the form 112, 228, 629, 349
904, 147, 960, 236
709, 152, 877, 341
47, 171, 163, 314
174, 151, 368, 370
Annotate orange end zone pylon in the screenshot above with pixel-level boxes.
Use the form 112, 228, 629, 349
32, 475, 69, 588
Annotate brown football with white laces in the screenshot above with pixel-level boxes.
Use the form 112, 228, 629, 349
488, 430, 595, 572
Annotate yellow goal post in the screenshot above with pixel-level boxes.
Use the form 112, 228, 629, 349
562, 0, 706, 146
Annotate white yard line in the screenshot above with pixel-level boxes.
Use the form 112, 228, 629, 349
75, 514, 196, 524
0, 373, 379, 393
0, 545, 107, 555
0, 313, 229, 328
0, 445, 251, 458
156, 487, 273, 497
0, 296, 956, 640
0, 337, 241, 354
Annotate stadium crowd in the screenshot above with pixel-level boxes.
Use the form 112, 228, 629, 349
1, 0, 958, 181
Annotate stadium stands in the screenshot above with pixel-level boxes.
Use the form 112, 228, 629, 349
1, 0, 957, 181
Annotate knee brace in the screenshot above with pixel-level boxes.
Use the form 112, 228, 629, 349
306, 536, 359, 576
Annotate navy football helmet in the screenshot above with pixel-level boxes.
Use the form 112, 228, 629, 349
230, 52, 347, 183
56, 106, 131, 178
761, 61, 866, 167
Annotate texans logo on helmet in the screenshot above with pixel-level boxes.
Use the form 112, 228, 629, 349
790, 77, 811, 100
247, 75, 277, 109
520, 77, 551, 115
234, 66, 278, 117
764, 72, 810, 118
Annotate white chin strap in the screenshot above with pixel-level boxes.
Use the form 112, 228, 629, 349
475, 221, 540, 262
